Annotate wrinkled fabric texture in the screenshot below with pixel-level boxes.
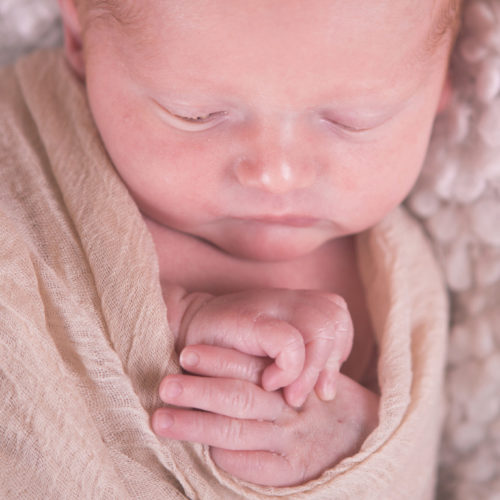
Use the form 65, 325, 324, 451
0, 50, 448, 500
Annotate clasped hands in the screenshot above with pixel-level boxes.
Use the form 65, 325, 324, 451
152, 288, 379, 487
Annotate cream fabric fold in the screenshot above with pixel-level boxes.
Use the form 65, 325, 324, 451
0, 49, 448, 500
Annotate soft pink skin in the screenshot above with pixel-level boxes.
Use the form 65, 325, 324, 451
58, 0, 451, 487
153, 363, 380, 486
61, 0, 450, 263
167, 287, 354, 408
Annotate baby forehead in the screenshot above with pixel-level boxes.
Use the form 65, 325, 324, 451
80, 0, 461, 60
81, 0, 458, 25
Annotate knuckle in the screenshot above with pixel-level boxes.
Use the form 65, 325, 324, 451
245, 359, 266, 383
218, 357, 234, 373
325, 355, 341, 371
320, 297, 352, 336
220, 417, 245, 443
225, 380, 255, 417
325, 293, 349, 311
283, 328, 305, 351
257, 316, 305, 358
309, 291, 348, 311
334, 310, 353, 334
299, 291, 353, 338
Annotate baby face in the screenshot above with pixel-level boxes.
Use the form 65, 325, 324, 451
76, 0, 452, 261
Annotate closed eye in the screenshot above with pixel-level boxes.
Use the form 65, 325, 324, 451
321, 117, 372, 134
173, 111, 226, 123
154, 100, 228, 131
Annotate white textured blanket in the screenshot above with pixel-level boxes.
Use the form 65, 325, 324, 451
407, 2, 500, 498
1, 1, 500, 498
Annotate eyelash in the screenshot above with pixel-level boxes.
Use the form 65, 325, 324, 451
173, 111, 226, 123
159, 103, 228, 131
157, 101, 373, 135
321, 117, 370, 134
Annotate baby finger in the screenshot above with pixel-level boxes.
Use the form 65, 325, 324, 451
152, 408, 285, 452
282, 335, 337, 407
255, 317, 305, 392
180, 345, 269, 384
314, 355, 341, 401
159, 374, 285, 420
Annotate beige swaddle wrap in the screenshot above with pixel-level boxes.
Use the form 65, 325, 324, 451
0, 50, 448, 499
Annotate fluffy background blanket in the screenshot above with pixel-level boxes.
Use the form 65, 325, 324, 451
1, 1, 499, 498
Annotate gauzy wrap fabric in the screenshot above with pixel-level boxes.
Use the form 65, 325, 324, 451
0, 50, 448, 499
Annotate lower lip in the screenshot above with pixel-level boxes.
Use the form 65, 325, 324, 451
244, 216, 320, 228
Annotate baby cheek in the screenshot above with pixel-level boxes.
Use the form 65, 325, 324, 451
330, 150, 414, 226
160, 133, 238, 181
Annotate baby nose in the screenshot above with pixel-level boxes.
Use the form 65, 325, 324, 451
234, 149, 317, 195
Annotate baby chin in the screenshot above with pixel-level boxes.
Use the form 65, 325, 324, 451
209, 220, 335, 262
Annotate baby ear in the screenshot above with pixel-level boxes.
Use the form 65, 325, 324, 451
437, 73, 452, 113
58, 0, 85, 79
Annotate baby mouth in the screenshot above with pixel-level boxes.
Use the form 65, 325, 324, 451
242, 215, 320, 228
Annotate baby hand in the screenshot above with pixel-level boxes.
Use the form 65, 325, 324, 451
169, 288, 353, 408
153, 369, 379, 486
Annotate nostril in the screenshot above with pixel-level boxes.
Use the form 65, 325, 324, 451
233, 157, 261, 188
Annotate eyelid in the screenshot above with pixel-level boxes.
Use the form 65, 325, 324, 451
328, 120, 371, 133
320, 114, 388, 134
154, 100, 228, 131
319, 114, 373, 133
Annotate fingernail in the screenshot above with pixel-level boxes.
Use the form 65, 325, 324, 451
161, 381, 183, 400
318, 382, 337, 401
321, 385, 337, 401
180, 349, 200, 368
154, 411, 174, 432
289, 393, 306, 409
